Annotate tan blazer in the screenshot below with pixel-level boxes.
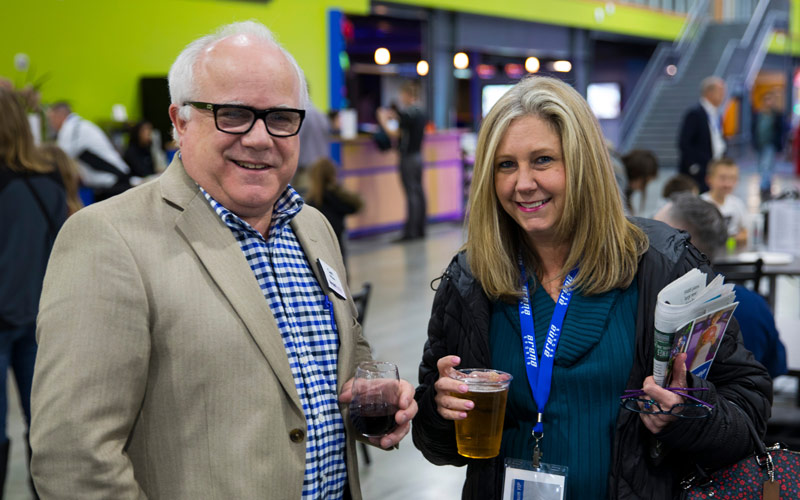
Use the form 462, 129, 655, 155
31, 159, 372, 499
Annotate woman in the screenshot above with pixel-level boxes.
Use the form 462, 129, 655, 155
411, 77, 771, 499
123, 120, 157, 178
305, 157, 363, 262
0, 87, 66, 494
39, 143, 83, 216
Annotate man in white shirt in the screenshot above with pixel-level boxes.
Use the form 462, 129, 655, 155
678, 76, 727, 192
47, 102, 135, 201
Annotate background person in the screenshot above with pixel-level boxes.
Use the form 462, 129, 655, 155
0, 87, 67, 499
123, 120, 158, 178
701, 157, 748, 248
620, 148, 658, 216
294, 88, 331, 195
39, 143, 83, 216
662, 173, 700, 199
412, 76, 771, 499
653, 192, 787, 379
751, 90, 786, 200
46, 101, 135, 201
31, 21, 416, 500
376, 80, 427, 242
678, 76, 727, 193
305, 157, 363, 264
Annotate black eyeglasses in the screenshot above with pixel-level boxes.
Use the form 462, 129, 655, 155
620, 387, 713, 419
184, 101, 305, 137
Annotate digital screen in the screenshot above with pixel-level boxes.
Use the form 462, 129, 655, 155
482, 84, 514, 117
587, 82, 621, 119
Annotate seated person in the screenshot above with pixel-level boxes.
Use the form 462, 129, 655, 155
654, 193, 787, 378
621, 149, 658, 216
662, 173, 699, 199
701, 158, 749, 247
123, 121, 157, 178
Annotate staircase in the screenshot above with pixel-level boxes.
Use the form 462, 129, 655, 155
623, 22, 747, 169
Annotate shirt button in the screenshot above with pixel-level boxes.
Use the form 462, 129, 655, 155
289, 428, 305, 443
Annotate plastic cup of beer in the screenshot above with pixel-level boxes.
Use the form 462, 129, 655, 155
451, 368, 512, 459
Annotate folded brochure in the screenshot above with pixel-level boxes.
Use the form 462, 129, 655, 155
653, 268, 738, 386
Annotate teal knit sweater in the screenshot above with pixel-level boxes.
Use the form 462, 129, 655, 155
489, 277, 638, 499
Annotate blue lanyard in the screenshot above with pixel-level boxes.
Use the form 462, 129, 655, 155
518, 258, 577, 437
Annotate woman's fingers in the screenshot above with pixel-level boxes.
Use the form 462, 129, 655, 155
434, 356, 473, 420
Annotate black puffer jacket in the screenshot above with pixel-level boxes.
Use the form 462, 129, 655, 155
412, 218, 772, 500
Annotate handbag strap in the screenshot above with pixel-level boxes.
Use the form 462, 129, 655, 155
681, 401, 770, 490
730, 401, 767, 456
22, 176, 58, 241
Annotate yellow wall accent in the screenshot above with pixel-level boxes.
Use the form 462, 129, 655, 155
386, 0, 686, 40
1, 0, 368, 123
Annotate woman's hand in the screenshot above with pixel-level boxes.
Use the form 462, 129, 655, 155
433, 355, 474, 420
638, 353, 689, 434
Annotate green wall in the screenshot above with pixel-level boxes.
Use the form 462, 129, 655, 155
388, 0, 686, 40
11, 1, 792, 125
1, 0, 368, 124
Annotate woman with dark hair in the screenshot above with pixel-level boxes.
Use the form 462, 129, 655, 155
0, 87, 66, 495
123, 120, 157, 177
305, 157, 363, 262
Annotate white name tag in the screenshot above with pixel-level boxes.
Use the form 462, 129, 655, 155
317, 258, 347, 300
502, 459, 567, 500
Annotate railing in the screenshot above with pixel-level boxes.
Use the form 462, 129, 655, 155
714, 0, 789, 148
618, 0, 709, 152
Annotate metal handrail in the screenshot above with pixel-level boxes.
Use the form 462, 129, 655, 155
618, 0, 709, 152
740, 0, 772, 46
744, 11, 788, 88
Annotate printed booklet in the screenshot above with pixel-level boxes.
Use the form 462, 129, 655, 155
653, 268, 739, 386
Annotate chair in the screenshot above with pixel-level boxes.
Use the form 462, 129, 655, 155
351, 282, 373, 465
352, 282, 372, 328
712, 258, 767, 302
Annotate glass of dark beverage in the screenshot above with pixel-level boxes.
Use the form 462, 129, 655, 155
349, 361, 400, 437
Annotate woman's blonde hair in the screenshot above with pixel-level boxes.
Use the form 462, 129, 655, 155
39, 144, 84, 216
466, 76, 648, 300
0, 88, 50, 174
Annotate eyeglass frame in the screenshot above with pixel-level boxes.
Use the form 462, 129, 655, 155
619, 387, 714, 419
183, 101, 306, 137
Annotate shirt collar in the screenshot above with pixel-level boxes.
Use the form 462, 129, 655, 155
700, 98, 718, 118
200, 184, 304, 238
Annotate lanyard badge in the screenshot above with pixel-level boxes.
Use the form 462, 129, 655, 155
502, 257, 575, 500
517, 257, 577, 466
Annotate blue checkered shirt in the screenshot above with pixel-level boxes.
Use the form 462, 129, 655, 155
201, 186, 347, 499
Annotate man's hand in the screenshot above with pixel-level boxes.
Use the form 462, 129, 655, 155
339, 377, 418, 449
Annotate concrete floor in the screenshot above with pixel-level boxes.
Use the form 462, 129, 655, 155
3, 159, 798, 499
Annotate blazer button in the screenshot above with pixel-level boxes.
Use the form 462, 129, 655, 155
289, 429, 305, 443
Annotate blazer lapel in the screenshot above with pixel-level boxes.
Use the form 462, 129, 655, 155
292, 209, 357, 393
161, 159, 303, 413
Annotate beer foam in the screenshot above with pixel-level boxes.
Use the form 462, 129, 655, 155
464, 383, 506, 393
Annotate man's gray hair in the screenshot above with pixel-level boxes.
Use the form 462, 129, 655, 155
700, 76, 724, 96
665, 192, 728, 260
167, 20, 309, 139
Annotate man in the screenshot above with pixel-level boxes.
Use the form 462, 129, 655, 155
295, 91, 331, 192
678, 76, 727, 192
377, 81, 427, 241
47, 101, 135, 200
31, 21, 416, 500
654, 193, 787, 379
751, 90, 786, 200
